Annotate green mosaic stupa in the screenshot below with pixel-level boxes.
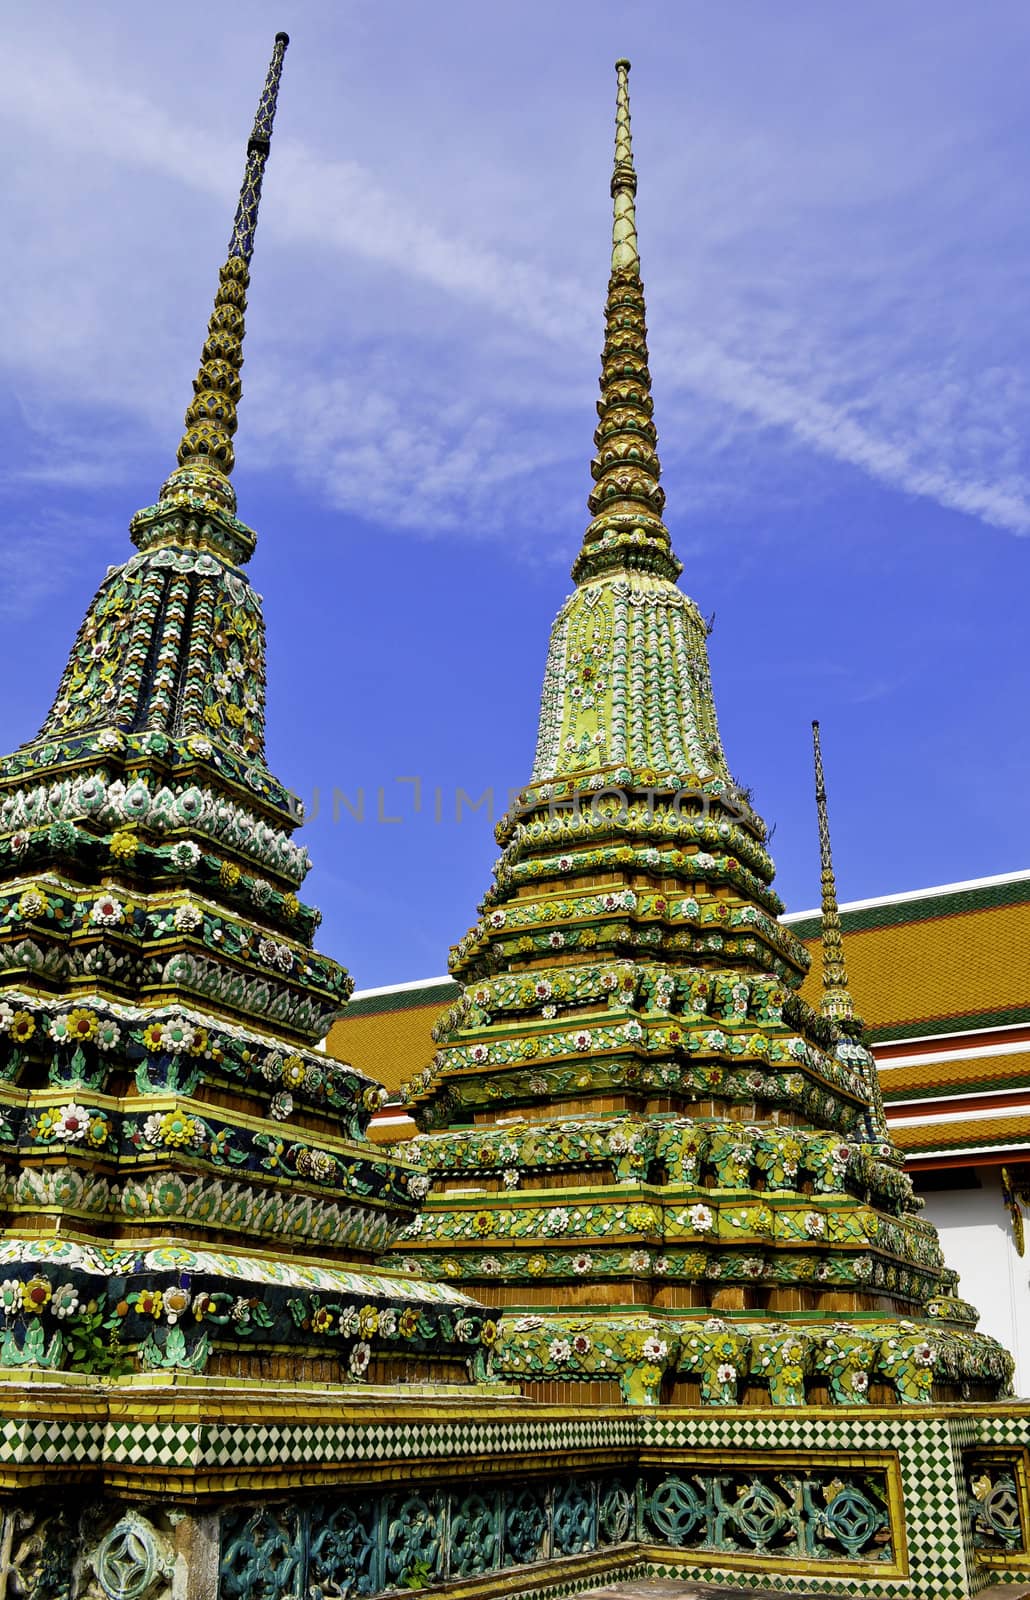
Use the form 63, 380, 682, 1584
397, 60, 1013, 1414
0, 31, 490, 1391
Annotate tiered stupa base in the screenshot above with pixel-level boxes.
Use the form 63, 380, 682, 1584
396, 1098, 1010, 1408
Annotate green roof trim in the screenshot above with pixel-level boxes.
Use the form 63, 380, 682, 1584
883, 1069, 1030, 1104
339, 875, 1030, 1033
785, 874, 1030, 943
867, 1003, 1030, 1044
903, 1126, 1030, 1158
344, 981, 461, 1020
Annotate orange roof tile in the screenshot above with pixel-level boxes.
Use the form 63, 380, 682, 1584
890, 1109, 1030, 1158
880, 1049, 1030, 1101
327, 999, 448, 1097
799, 896, 1030, 1043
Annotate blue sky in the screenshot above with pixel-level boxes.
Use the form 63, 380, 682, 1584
2, 2, 1029, 987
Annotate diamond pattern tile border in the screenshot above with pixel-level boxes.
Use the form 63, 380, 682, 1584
1, 1395, 1028, 1596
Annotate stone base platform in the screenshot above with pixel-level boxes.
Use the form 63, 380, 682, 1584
0, 1382, 1027, 1598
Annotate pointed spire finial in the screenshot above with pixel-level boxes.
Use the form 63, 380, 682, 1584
573, 61, 680, 585
611, 59, 639, 273
812, 720, 894, 1144
812, 719, 856, 1026
157, 33, 290, 521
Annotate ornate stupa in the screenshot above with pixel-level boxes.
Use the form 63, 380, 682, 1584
0, 32, 490, 1389
397, 61, 1012, 1413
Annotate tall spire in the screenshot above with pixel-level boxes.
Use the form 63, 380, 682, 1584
611, 59, 639, 272
160, 32, 289, 519
812, 721, 893, 1146
529, 60, 732, 786
37, 35, 291, 755
574, 59, 679, 585
812, 719, 856, 1027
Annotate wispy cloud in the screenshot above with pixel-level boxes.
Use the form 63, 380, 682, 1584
661, 334, 1030, 534
2, 9, 1030, 551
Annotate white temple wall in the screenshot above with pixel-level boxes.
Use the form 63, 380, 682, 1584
920, 1166, 1030, 1398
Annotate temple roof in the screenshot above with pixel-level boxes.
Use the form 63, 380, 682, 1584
790, 868, 1030, 1042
